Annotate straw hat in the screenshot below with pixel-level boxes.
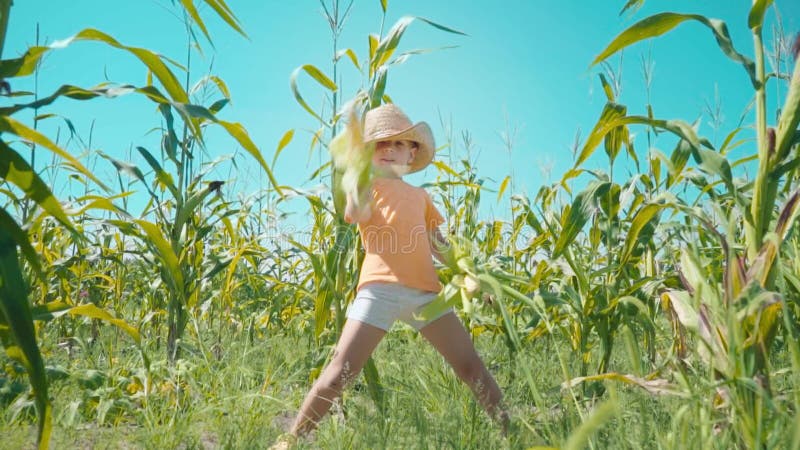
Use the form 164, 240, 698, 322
364, 103, 435, 173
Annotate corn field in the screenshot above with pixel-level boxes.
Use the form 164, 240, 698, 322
1, 0, 800, 448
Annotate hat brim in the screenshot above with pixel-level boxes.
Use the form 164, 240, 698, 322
366, 121, 435, 174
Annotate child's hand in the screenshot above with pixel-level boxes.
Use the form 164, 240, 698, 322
344, 192, 372, 224
329, 106, 374, 222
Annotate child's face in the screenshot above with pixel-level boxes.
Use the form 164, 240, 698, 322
373, 139, 417, 170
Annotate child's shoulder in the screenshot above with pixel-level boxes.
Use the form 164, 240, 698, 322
411, 182, 433, 195
377, 177, 431, 198
379, 177, 418, 190
402, 180, 431, 196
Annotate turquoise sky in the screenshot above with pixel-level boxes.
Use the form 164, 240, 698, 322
5, 1, 800, 225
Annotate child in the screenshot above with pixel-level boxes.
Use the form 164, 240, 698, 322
275, 103, 508, 447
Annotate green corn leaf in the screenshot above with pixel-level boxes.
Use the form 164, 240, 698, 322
412, 16, 468, 37
208, 98, 229, 114
774, 58, 800, 162
307, 160, 331, 183
651, 149, 674, 175
592, 13, 756, 88
495, 291, 522, 350
170, 103, 211, 139
369, 66, 388, 107
217, 120, 284, 197
497, 175, 511, 203
174, 188, 213, 236
619, 203, 663, 266
0, 208, 41, 278
575, 102, 626, 167
599, 73, 616, 102
134, 219, 184, 289
559, 168, 585, 191
372, 16, 416, 72
597, 182, 621, 218
0, 84, 141, 117
387, 45, 461, 68
288, 238, 335, 337
0, 227, 52, 449
272, 129, 295, 168
0, 141, 75, 233
748, 0, 774, 30
500, 284, 540, 310
157, 103, 179, 163
313, 287, 332, 339
661, 291, 698, 331
552, 182, 606, 258
678, 249, 715, 305
578, 113, 707, 169
649, 151, 661, 189
49, 29, 189, 103
692, 146, 733, 187
362, 357, 385, 413
619, 0, 646, 15
335, 48, 361, 69
191, 75, 231, 99
371, 16, 465, 75
29, 301, 71, 321
179, 0, 213, 44
136, 146, 179, 199
98, 152, 147, 185
485, 221, 504, 253
65, 304, 141, 344
562, 372, 682, 397
368, 34, 380, 75
775, 187, 800, 241
736, 288, 781, 350
417, 284, 460, 321
0, 46, 49, 78
432, 160, 461, 178
734, 283, 778, 321
562, 399, 619, 450
290, 64, 337, 126
697, 304, 730, 374
297, 64, 337, 91
617, 296, 653, 321
201, 0, 248, 38
578, 113, 733, 188
0, 116, 107, 190
478, 273, 521, 350
719, 127, 745, 154
69, 194, 130, 217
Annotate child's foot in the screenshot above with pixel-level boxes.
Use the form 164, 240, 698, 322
497, 408, 511, 437
269, 433, 297, 450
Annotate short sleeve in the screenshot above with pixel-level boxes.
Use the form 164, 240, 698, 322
423, 191, 445, 231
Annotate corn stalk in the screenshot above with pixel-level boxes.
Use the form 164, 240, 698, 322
0, 2, 255, 446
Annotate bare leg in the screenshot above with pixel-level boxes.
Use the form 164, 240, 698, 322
289, 319, 386, 437
419, 312, 509, 431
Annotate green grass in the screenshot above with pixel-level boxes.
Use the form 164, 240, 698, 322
1, 315, 797, 449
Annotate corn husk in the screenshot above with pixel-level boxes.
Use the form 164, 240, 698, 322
328, 108, 375, 215
418, 235, 537, 351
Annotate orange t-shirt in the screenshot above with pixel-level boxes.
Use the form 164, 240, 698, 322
354, 177, 445, 293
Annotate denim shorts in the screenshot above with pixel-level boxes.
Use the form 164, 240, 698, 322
345, 282, 452, 331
